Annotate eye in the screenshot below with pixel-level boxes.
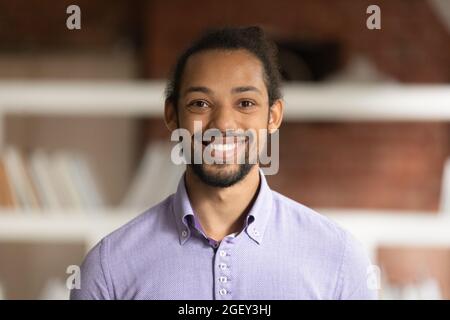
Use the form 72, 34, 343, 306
238, 100, 255, 108
188, 100, 210, 109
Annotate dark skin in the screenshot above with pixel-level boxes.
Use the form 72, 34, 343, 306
165, 49, 283, 241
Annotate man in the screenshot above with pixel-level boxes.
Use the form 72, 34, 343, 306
71, 26, 377, 300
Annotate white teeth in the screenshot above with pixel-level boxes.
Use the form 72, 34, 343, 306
211, 143, 236, 151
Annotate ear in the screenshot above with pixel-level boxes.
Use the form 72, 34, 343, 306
164, 99, 179, 132
268, 99, 284, 133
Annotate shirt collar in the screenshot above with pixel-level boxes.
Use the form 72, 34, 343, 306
172, 167, 273, 246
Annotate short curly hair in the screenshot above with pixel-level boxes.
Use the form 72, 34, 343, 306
165, 26, 283, 110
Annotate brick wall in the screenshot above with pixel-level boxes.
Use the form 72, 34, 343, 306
142, 0, 450, 210
1, 0, 449, 298
271, 122, 449, 210
0, 0, 141, 50
143, 0, 450, 82
140, 1, 450, 296
1, 0, 449, 210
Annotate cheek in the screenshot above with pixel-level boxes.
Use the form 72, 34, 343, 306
241, 122, 269, 152
178, 114, 208, 135
241, 117, 269, 133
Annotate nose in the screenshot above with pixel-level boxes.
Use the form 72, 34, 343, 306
207, 103, 237, 133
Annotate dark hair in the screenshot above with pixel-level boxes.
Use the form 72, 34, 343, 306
165, 26, 283, 109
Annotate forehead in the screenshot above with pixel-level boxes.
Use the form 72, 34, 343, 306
181, 49, 266, 91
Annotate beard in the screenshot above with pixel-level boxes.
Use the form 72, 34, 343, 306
190, 162, 255, 188
186, 127, 265, 188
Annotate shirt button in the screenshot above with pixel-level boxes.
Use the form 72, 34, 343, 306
219, 288, 227, 296
181, 230, 188, 237
219, 250, 227, 257
219, 263, 227, 270
219, 276, 228, 283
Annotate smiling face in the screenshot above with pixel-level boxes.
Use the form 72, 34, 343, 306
165, 49, 283, 187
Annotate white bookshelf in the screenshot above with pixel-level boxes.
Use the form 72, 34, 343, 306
0, 80, 450, 253
0, 208, 136, 250
0, 80, 165, 117
282, 83, 450, 121
321, 209, 450, 247
0, 209, 449, 256
0, 80, 449, 119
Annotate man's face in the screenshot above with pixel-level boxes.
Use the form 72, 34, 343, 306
175, 49, 272, 187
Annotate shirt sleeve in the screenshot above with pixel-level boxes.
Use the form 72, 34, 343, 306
335, 231, 379, 300
70, 239, 112, 300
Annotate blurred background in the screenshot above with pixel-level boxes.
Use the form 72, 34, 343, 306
0, 0, 449, 299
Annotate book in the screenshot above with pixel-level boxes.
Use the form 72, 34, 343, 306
2, 147, 106, 213
50, 152, 84, 211
68, 152, 104, 210
3, 146, 40, 210
0, 158, 17, 208
439, 157, 450, 215
29, 149, 61, 210
121, 142, 184, 212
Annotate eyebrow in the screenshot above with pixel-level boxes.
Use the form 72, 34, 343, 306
231, 86, 262, 94
184, 86, 213, 95
183, 85, 262, 96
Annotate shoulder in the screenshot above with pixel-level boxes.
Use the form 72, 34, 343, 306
71, 195, 176, 299
101, 194, 176, 253
271, 190, 348, 245
270, 191, 377, 299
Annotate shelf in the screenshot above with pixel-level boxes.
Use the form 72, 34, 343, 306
0, 80, 449, 120
0, 80, 165, 117
282, 83, 450, 121
320, 209, 450, 247
0, 209, 136, 246
0, 208, 449, 248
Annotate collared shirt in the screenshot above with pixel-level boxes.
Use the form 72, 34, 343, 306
71, 169, 378, 300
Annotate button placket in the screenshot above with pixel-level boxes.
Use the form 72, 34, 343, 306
214, 238, 233, 300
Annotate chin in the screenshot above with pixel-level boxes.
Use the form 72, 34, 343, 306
191, 162, 254, 188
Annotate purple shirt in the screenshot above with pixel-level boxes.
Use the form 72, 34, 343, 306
70, 169, 377, 300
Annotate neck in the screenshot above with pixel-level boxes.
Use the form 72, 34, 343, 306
184, 165, 261, 242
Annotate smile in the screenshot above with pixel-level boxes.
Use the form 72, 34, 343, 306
210, 143, 237, 151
